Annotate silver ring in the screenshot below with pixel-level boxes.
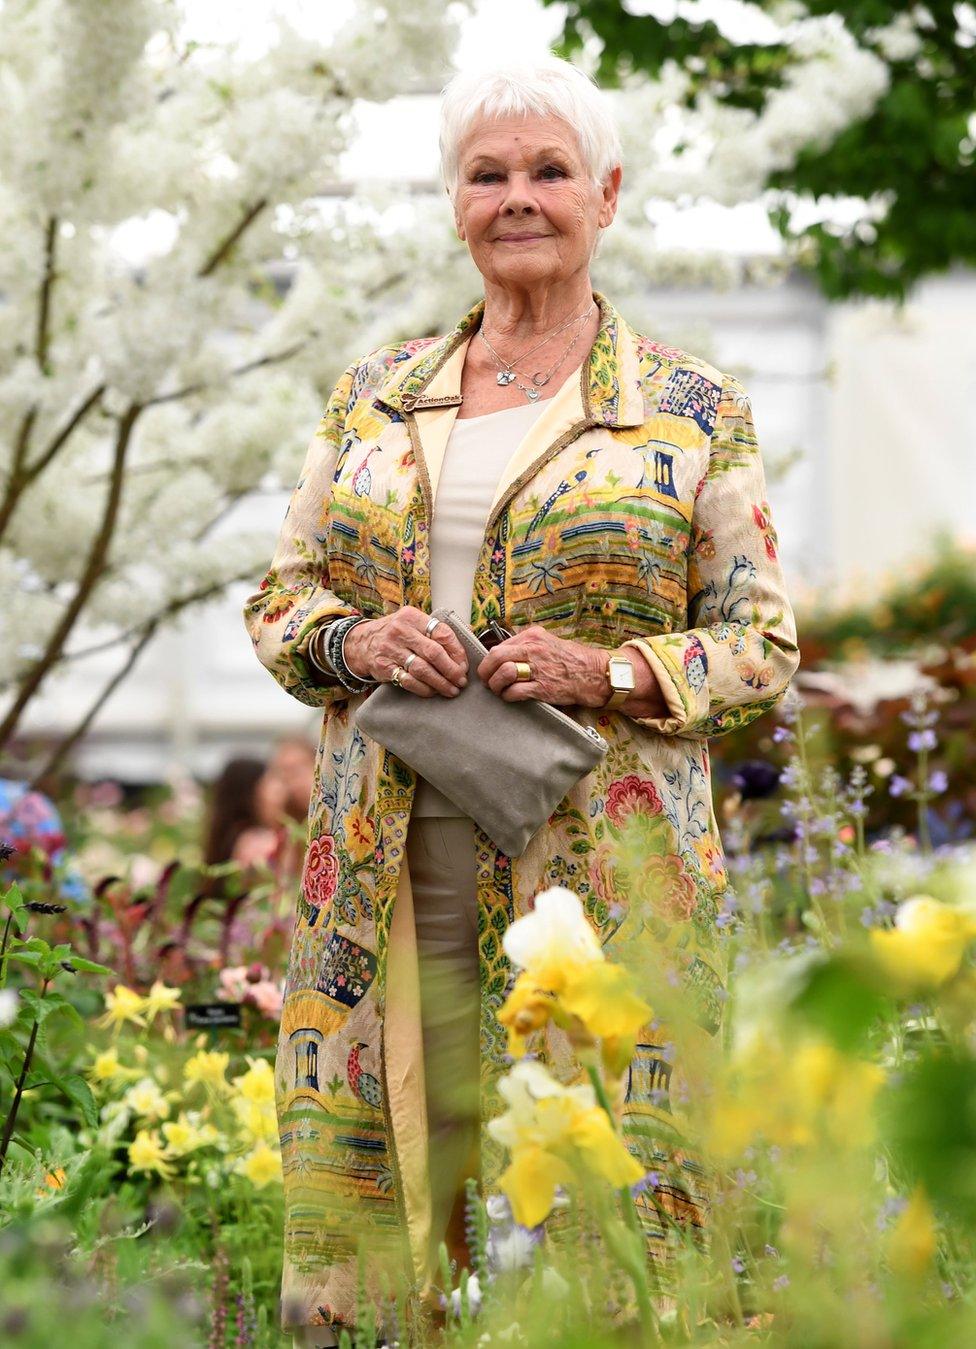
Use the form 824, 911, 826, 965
403, 651, 418, 670
424, 615, 441, 636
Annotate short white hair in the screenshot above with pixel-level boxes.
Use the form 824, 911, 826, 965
438, 57, 622, 203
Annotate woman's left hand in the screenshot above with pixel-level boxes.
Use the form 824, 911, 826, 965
477, 625, 611, 708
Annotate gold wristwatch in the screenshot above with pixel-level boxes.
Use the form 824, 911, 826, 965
602, 653, 636, 710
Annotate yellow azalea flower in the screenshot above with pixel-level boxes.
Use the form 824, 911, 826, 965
232, 1056, 275, 1105
123, 1077, 172, 1122
161, 1114, 220, 1156
97, 984, 148, 1031
870, 896, 976, 991
184, 1049, 230, 1091
128, 1128, 176, 1178
239, 1141, 282, 1189
487, 1059, 644, 1228
888, 1185, 938, 1278
142, 980, 182, 1022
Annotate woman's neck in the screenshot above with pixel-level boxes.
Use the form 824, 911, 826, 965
480, 274, 595, 343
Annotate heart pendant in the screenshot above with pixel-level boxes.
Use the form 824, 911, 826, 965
525, 388, 540, 401
496, 371, 516, 386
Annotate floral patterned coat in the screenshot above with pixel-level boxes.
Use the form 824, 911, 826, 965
243, 291, 800, 1333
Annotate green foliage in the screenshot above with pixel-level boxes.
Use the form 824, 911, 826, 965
543, 0, 976, 300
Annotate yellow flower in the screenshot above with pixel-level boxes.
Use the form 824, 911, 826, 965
88, 1047, 141, 1085
498, 887, 652, 1059
232, 1056, 275, 1105
870, 895, 976, 991
97, 985, 148, 1031
560, 961, 653, 1048
142, 980, 182, 1022
128, 1129, 175, 1178
707, 1032, 885, 1157
161, 1113, 220, 1156
233, 1098, 278, 1144
34, 1166, 66, 1197
487, 1059, 644, 1228
239, 1141, 282, 1189
497, 974, 558, 1058
888, 1185, 938, 1278
184, 1049, 230, 1091
123, 1077, 172, 1122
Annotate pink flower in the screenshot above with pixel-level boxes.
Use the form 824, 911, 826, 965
605, 775, 663, 825
302, 834, 340, 908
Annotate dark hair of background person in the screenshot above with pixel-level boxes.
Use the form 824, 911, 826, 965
200, 756, 267, 894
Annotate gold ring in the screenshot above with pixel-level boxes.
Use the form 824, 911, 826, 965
514, 661, 532, 682
391, 665, 405, 687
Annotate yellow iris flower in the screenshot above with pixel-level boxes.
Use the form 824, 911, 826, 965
487, 1059, 645, 1228
498, 887, 652, 1064
870, 895, 976, 992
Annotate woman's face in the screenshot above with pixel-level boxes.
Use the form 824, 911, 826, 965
452, 112, 620, 291
253, 769, 287, 828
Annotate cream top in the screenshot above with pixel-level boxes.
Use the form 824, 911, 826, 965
413, 398, 550, 817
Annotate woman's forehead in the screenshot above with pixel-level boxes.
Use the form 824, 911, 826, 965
459, 113, 580, 163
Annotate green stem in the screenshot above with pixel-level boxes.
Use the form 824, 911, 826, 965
0, 977, 49, 1175
586, 1062, 660, 1343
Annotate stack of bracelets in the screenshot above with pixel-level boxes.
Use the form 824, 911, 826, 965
309, 614, 378, 694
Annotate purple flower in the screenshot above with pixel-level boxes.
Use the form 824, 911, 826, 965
908, 729, 937, 753
772, 1274, 790, 1291
889, 775, 912, 798
772, 725, 793, 744
731, 1256, 746, 1274
928, 770, 948, 794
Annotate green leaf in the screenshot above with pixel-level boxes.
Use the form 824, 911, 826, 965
787, 953, 889, 1053
58, 1073, 99, 1128
65, 956, 113, 975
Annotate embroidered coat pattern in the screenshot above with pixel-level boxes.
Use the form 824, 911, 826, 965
243, 292, 800, 1332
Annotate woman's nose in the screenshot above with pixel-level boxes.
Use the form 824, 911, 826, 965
499, 174, 539, 213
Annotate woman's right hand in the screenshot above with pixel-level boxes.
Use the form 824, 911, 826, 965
343, 607, 469, 697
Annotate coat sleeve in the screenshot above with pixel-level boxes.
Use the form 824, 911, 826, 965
624, 373, 800, 740
242, 361, 362, 709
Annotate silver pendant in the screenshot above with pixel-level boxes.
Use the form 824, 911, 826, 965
496, 370, 516, 386
525, 388, 540, 401
532, 372, 547, 386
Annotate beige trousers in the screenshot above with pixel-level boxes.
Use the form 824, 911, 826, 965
293, 815, 481, 1349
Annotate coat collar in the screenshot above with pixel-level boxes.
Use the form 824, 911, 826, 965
375, 290, 646, 429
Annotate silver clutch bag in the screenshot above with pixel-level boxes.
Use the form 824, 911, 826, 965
353, 607, 608, 858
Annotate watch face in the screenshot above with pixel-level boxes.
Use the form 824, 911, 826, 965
609, 657, 636, 691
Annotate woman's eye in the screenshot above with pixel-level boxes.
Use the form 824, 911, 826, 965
540, 165, 565, 178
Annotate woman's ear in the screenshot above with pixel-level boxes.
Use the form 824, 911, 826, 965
597, 164, 622, 230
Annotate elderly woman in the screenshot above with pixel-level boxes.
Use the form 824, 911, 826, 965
244, 57, 799, 1346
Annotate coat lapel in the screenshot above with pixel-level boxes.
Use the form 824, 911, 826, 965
376, 292, 647, 532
